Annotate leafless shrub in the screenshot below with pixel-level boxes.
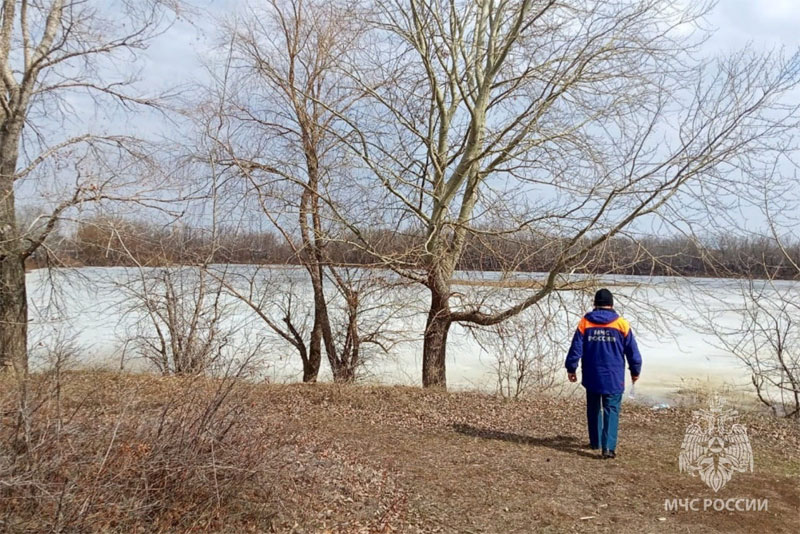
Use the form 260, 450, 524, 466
468, 290, 588, 400
212, 264, 409, 383
698, 279, 800, 418
213, 266, 323, 382
0, 363, 282, 532
474, 314, 569, 400
116, 266, 234, 375
324, 267, 410, 382
687, 163, 800, 418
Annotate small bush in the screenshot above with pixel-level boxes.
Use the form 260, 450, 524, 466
0, 372, 278, 533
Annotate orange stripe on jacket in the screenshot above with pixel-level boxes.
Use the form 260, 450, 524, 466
577, 317, 630, 337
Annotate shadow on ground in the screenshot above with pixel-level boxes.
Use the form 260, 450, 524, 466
452, 423, 601, 459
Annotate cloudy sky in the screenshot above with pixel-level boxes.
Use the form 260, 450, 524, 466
21, 0, 800, 233
108, 0, 800, 142
709, 0, 800, 50
141, 0, 800, 95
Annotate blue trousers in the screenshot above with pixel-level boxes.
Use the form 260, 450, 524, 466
586, 391, 622, 451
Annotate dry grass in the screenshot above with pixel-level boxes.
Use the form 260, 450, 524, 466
1, 372, 798, 533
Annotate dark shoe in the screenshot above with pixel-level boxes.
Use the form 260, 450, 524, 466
586, 443, 600, 451
602, 450, 616, 459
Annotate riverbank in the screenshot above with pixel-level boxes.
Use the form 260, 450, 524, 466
1, 372, 797, 532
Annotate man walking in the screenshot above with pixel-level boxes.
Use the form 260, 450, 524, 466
565, 288, 642, 459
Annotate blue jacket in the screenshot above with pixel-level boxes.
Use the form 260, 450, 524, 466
565, 309, 642, 395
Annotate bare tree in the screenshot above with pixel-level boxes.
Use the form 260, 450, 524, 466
733, 279, 799, 418
324, 266, 408, 381
690, 169, 800, 418
71, 208, 236, 376
318, 0, 800, 388
472, 301, 574, 399
197, 0, 401, 382
120, 266, 233, 375
0, 0, 180, 373
693, 267, 800, 418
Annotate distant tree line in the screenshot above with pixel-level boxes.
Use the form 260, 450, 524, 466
28, 216, 800, 281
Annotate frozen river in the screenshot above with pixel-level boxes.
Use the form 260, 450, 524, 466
25, 265, 784, 404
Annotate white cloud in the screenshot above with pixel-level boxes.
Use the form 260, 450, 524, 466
708, 0, 800, 50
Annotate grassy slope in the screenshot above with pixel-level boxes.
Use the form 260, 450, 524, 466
1, 373, 798, 533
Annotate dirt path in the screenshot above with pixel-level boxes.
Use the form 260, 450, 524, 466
3, 376, 797, 533
253, 385, 800, 533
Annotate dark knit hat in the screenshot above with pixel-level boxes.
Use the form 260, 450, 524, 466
594, 288, 614, 308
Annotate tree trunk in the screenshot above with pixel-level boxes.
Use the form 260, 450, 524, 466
304, 262, 339, 383
332, 361, 356, 383
282, 309, 318, 383
304, 316, 323, 382
0, 256, 27, 374
331, 291, 360, 383
315, 282, 340, 381
310, 265, 349, 383
0, 171, 27, 374
422, 287, 451, 388
302, 336, 321, 382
